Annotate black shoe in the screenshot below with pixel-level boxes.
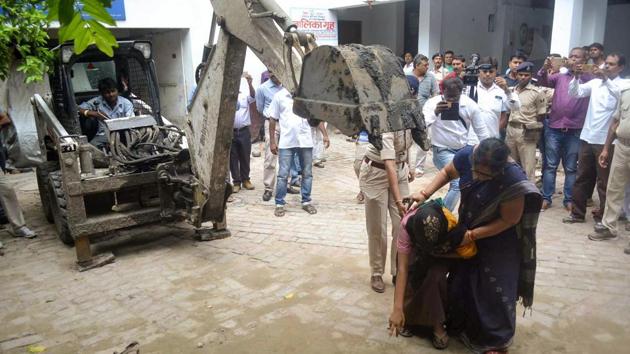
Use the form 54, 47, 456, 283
562, 215, 585, 224
594, 222, 608, 233
588, 229, 617, 241
287, 186, 300, 194
262, 190, 272, 201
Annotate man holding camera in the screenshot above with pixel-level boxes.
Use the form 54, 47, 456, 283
537, 47, 591, 211
422, 77, 491, 211
564, 53, 627, 228
468, 56, 521, 146
505, 62, 548, 182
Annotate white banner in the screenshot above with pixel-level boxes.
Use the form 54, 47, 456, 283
290, 8, 338, 46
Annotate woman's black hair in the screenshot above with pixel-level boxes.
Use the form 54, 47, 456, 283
473, 137, 511, 172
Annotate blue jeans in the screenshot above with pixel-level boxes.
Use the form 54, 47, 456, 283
275, 148, 313, 206
290, 152, 301, 185
432, 146, 461, 211
542, 126, 581, 206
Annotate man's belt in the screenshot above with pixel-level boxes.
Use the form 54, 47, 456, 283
508, 121, 526, 128
363, 157, 405, 170
233, 126, 249, 132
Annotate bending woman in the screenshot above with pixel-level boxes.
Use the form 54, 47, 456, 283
410, 138, 541, 353
389, 200, 470, 349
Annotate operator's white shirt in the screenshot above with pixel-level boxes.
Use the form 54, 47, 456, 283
269, 88, 313, 149
468, 82, 521, 145
423, 94, 490, 149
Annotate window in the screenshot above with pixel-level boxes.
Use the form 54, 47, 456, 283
70, 60, 116, 93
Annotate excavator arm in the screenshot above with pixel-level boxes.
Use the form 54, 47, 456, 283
179, 0, 427, 229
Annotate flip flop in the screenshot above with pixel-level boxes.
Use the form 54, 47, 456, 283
302, 204, 317, 215
274, 207, 285, 217
432, 331, 449, 350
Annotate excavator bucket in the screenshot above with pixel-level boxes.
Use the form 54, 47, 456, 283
293, 44, 429, 150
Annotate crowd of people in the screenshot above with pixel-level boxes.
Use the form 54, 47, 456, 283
365, 42, 629, 353
1, 37, 629, 353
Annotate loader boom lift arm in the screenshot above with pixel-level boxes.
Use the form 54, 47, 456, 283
185, 0, 427, 228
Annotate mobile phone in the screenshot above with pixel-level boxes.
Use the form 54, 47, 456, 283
440, 101, 460, 121
550, 58, 566, 71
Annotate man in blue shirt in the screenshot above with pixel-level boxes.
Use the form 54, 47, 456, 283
78, 77, 134, 149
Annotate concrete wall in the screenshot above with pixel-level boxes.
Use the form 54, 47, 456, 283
152, 30, 188, 125
438, 0, 552, 70
604, 4, 630, 60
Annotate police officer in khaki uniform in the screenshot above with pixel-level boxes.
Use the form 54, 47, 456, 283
360, 130, 414, 293
505, 62, 548, 182
590, 85, 630, 250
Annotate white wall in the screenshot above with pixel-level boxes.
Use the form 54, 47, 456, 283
437, 0, 552, 70
116, 0, 213, 68
439, 0, 499, 59
152, 30, 188, 125
335, 2, 405, 55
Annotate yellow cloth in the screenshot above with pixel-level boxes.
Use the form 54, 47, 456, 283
442, 206, 478, 259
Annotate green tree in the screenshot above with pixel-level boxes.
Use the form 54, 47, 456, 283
0, 0, 118, 83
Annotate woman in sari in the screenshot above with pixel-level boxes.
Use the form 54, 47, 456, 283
407, 138, 541, 353
389, 199, 469, 349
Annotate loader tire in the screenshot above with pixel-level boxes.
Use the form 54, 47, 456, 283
36, 161, 59, 223
47, 171, 74, 246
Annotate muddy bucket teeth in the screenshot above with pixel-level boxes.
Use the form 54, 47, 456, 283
293, 44, 428, 150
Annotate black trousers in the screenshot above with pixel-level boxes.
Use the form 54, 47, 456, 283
571, 141, 612, 221
230, 126, 252, 184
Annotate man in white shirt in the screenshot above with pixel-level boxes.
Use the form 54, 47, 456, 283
230, 74, 256, 193
468, 56, 521, 145
255, 70, 284, 201
564, 53, 628, 225
403, 52, 414, 75
422, 77, 491, 211
430, 53, 446, 81
269, 88, 326, 217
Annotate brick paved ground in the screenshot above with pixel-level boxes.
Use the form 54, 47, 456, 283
1, 134, 629, 353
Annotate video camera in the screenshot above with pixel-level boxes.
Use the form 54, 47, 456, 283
462, 53, 480, 86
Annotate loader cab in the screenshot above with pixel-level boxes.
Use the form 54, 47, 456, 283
50, 41, 162, 140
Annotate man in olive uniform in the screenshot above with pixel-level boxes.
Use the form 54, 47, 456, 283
360, 130, 415, 293
505, 62, 548, 182
589, 84, 630, 249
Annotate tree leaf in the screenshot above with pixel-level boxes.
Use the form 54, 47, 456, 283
94, 33, 113, 57
58, 12, 82, 43
47, 0, 60, 21
88, 19, 116, 43
58, 0, 75, 25
82, 0, 115, 25
74, 23, 94, 53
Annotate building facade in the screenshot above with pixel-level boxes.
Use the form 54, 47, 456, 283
49, 0, 630, 125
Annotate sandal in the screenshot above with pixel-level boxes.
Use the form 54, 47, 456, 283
432, 331, 449, 350
398, 326, 413, 337
302, 204, 317, 215
274, 206, 285, 217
